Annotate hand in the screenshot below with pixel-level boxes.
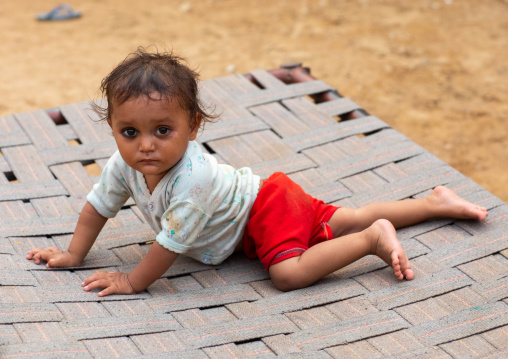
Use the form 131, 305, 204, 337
82, 271, 136, 297
26, 247, 81, 268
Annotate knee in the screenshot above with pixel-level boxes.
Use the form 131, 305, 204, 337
271, 274, 298, 292
269, 260, 308, 292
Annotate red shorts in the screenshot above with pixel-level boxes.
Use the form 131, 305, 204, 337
243, 172, 339, 270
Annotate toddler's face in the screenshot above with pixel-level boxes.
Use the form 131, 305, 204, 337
108, 96, 199, 187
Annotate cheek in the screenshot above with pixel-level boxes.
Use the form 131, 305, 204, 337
115, 139, 136, 159
118, 142, 134, 153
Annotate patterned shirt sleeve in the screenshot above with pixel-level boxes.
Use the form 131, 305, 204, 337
87, 152, 131, 218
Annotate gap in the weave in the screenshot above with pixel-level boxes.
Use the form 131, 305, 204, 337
246, 76, 265, 90
363, 129, 383, 137
5, 171, 17, 183
201, 142, 216, 154
68, 139, 82, 146
303, 94, 316, 103
268, 128, 284, 140
46, 109, 68, 126
278, 98, 294, 113
228, 338, 268, 346
81, 160, 102, 178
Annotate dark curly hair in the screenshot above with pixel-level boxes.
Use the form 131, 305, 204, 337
92, 47, 217, 130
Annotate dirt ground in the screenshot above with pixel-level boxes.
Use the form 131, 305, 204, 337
1, 0, 507, 202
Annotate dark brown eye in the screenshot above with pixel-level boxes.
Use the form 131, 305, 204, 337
122, 128, 138, 138
156, 126, 171, 135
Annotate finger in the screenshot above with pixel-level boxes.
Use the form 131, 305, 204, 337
34, 251, 52, 265
33, 248, 59, 264
26, 248, 42, 259
46, 257, 66, 268
98, 287, 116, 297
82, 276, 97, 288
28, 246, 58, 257
82, 272, 110, 288
82, 271, 107, 287
83, 278, 111, 292
32, 252, 43, 265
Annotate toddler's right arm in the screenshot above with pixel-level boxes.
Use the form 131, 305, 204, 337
26, 201, 108, 268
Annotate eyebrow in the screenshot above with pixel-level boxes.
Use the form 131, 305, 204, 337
112, 116, 175, 128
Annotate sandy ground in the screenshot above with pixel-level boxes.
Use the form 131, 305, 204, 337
1, 0, 507, 202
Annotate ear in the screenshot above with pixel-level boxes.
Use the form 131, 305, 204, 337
106, 117, 112, 128
189, 114, 202, 141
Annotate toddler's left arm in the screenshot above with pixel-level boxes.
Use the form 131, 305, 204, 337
82, 241, 179, 296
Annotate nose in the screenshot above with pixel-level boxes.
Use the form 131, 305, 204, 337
139, 135, 155, 152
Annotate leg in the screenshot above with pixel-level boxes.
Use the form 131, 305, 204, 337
269, 219, 413, 291
329, 186, 488, 237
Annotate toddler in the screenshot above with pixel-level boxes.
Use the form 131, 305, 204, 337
27, 48, 488, 296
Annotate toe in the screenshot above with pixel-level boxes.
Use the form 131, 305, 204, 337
403, 268, 414, 280
391, 251, 400, 266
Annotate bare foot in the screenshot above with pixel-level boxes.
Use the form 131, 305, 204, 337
429, 186, 488, 221
369, 219, 414, 281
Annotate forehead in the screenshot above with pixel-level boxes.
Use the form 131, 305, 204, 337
109, 95, 188, 120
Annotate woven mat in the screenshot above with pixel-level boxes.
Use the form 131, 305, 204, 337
1, 69, 507, 358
